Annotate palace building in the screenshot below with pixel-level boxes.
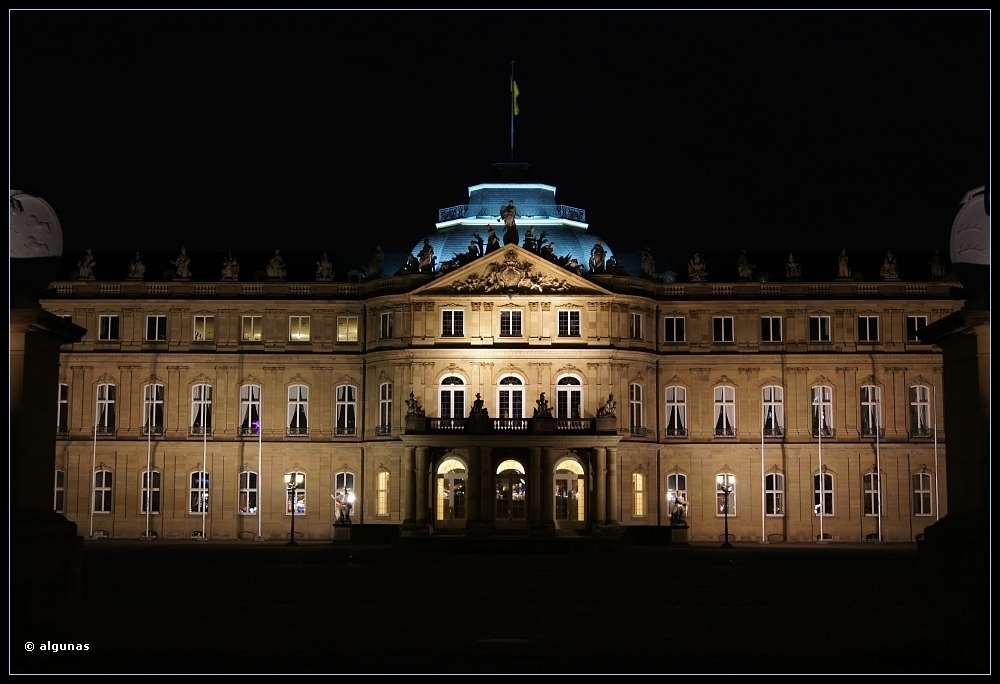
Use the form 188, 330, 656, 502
40, 163, 959, 543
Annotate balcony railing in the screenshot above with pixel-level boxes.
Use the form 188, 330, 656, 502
715, 427, 736, 438
630, 426, 648, 437
375, 425, 393, 436
140, 426, 165, 437
239, 426, 260, 437
56, 427, 69, 437
763, 427, 784, 438
554, 419, 591, 432
95, 426, 116, 436
812, 427, 836, 438
189, 426, 213, 437
335, 426, 357, 437
286, 427, 309, 437
496, 418, 529, 432
664, 427, 688, 438
414, 416, 615, 435
861, 427, 886, 438
909, 427, 933, 438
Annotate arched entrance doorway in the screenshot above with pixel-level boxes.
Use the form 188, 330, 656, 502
435, 457, 467, 529
495, 459, 527, 530
554, 458, 587, 531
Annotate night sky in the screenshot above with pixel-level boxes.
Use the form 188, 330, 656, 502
10, 10, 991, 267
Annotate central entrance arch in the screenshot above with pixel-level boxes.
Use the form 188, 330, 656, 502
554, 457, 587, 531
435, 457, 467, 530
495, 458, 527, 530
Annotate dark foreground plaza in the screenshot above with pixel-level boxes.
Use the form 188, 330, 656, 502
12, 538, 989, 675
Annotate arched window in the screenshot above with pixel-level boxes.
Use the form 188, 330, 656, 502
664, 386, 687, 437
714, 386, 736, 437
498, 375, 524, 419
863, 472, 882, 516
335, 471, 355, 519
189, 471, 210, 514
141, 470, 161, 514
814, 471, 834, 516
96, 384, 117, 436
287, 385, 309, 436
913, 471, 934, 516
556, 376, 582, 419
762, 386, 783, 437
629, 383, 645, 436
378, 382, 393, 434
765, 472, 784, 516
93, 468, 113, 513
667, 472, 688, 519
142, 383, 165, 436
191, 384, 212, 436
436, 458, 467, 522
439, 376, 465, 420
860, 385, 883, 438
335, 385, 357, 436
909, 385, 932, 437
239, 385, 261, 436
554, 458, 585, 524
239, 470, 258, 515
812, 386, 834, 437
716, 473, 736, 516
285, 471, 306, 514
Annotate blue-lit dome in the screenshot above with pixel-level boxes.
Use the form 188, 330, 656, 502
408, 163, 614, 274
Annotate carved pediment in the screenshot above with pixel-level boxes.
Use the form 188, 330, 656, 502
413, 245, 611, 296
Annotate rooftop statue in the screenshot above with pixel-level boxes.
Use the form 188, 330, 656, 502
266, 249, 286, 280
76, 248, 96, 280
363, 244, 384, 280
880, 251, 899, 280
417, 237, 436, 273
470, 393, 489, 417
486, 225, 501, 254
785, 253, 802, 280
597, 393, 617, 418
128, 252, 145, 281
500, 200, 519, 245
221, 253, 240, 281
522, 226, 537, 252
929, 249, 946, 279
589, 238, 607, 273
172, 247, 192, 280
405, 391, 424, 416
688, 253, 707, 282
837, 248, 851, 279
641, 246, 657, 280
316, 252, 334, 281
737, 249, 755, 280
533, 392, 553, 418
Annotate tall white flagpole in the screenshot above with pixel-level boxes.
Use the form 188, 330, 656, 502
258, 417, 263, 540
933, 385, 940, 521
875, 406, 882, 542
816, 395, 825, 543
145, 395, 152, 538
202, 415, 208, 539
760, 408, 766, 544
90, 387, 98, 538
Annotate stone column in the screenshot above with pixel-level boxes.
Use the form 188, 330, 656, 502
607, 446, 619, 525
415, 447, 429, 526
594, 447, 607, 525
403, 446, 415, 525
470, 446, 493, 535
529, 446, 542, 528
541, 447, 555, 534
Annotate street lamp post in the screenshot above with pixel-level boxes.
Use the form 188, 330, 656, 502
720, 478, 733, 548
285, 472, 303, 546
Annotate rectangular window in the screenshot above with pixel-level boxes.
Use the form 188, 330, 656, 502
191, 384, 213, 436
907, 315, 928, 343
146, 315, 167, 342
189, 471, 210, 514
141, 471, 161, 514
765, 473, 784, 516
96, 384, 116, 435
336, 385, 357, 436
713, 316, 734, 343
499, 310, 522, 337
812, 386, 834, 437
377, 471, 390, 517
441, 310, 464, 337
858, 315, 880, 342
664, 386, 687, 437
239, 385, 261, 436
860, 385, 883, 438
378, 382, 393, 434
57, 383, 69, 435
289, 316, 310, 342
913, 472, 933, 516
242, 316, 263, 342
762, 386, 784, 437
380, 312, 393, 340
98, 315, 119, 342
909, 385, 932, 437
54, 470, 66, 513
663, 317, 685, 343
810, 316, 831, 343
761, 316, 782, 342
632, 473, 645, 517
629, 313, 642, 340
337, 315, 359, 342
287, 385, 309, 436
239, 471, 258, 515
142, 384, 165, 436
558, 310, 581, 337
93, 470, 113, 514
193, 315, 215, 341
714, 386, 736, 437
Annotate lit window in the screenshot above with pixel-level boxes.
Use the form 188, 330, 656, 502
716, 473, 736, 517
765, 473, 784, 516
439, 376, 465, 420
193, 315, 214, 341
285, 472, 306, 515
57, 383, 69, 435
909, 385, 932, 437
907, 315, 928, 343
242, 316, 263, 342
377, 470, 390, 517
191, 384, 213, 436
437, 460, 467, 522
498, 375, 524, 419
860, 385, 883, 438
664, 386, 687, 437
93, 469, 113, 514
337, 316, 359, 342
98, 315, 119, 341
378, 382, 393, 435
289, 316, 310, 342
239, 385, 261, 436
632, 472, 645, 517
335, 471, 356, 518
810, 315, 831, 343
629, 383, 644, 436
762, 386, 783, 437
713, 316, 734, 343
96, 384, 117, 436
141, 470, 161, 514
500, 310, 523, 337
858, 315, 880, 343
189, 471, 210, 514
558, 310, 581, 337
814, 472, 834, 516
556, 376, 582, 419
812, 386, 834, 437
663, 316, 685, 343
761, 316, 782, 342
913, 472, 933, 516
714, 385, 736, 437
145, 315, 167, 342
441, 310, 464, 337
863, 472, 882, 516
667, 472, 688, 520
142, 383, 165, 436
380, 312, 393, 340
54, 470, 66, 513
629, 313, 642, 340
336, 385, 357, 436
239, 471, 258, 515
287, 385, 308, 436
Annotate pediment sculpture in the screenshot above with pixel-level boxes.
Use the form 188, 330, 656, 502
448, 249, 572, 294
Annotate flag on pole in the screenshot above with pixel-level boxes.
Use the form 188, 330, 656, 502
512, 80, 520, 115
